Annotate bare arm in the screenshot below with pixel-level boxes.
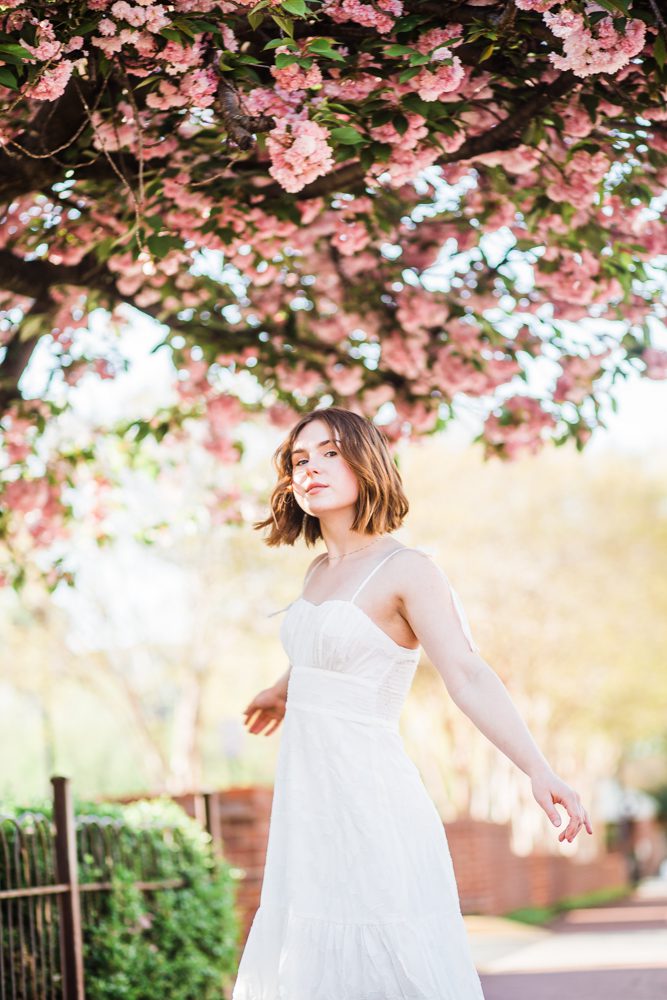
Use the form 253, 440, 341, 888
270, 665, 291, 700
400, 551, 592, 843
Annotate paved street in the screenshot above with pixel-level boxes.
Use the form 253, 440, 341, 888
465, 877, 667, 1000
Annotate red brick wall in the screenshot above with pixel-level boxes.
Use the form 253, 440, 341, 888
215, 785, 274, 940
443, 817, 628, 915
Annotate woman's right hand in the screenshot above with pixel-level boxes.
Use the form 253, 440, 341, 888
243, 685, 287, 736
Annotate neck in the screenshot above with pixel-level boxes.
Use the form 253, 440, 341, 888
322, 533, 387, 560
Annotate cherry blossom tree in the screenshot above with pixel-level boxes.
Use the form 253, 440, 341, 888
0, 0, 666, 588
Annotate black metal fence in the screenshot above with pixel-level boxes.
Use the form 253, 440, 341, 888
0, 776, 224, 1000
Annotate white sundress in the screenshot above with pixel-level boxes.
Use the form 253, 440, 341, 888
232, 545, 486, 1000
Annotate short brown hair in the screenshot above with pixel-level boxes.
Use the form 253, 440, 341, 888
254, 406, 409, 547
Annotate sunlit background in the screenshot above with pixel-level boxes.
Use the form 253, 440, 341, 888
1, 309, 666, 866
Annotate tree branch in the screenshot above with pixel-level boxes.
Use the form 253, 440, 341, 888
0, 249, 120, 406
217, 77, 274, 150
440, 71, 576, 162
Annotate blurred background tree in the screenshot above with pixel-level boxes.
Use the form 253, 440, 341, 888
1, 423, 665, 856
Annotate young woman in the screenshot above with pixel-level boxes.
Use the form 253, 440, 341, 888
233, 405, 592, 1000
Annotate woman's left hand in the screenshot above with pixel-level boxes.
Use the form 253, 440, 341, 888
530, 767, 593, 842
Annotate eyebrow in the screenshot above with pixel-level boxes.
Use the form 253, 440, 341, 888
290, 438, 339, 457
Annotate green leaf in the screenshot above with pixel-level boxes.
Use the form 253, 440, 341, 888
330, 126, 365, 144
408, 52, 430, 66
0, 42, 30, 58
159, 27, 183, 42
147, 234, 182, 258
307, 38, 345, 61
393, 113, 409, 136
188, 18, 223, 32
282, 0, 307, 15
0, 66, 18, 89
236, 53, 264, 65
263, 37, 297, 50
384, 43, 414, 56
590, 0, 628, 13
479, 43, 495, 62
401, 93, 432, 116
371, 108, 396, 126
248, 10, 265, 28
275, 51, 299, 68
654, 32, 666, 71
271, 14, 295, 36
398, 66, 421, 83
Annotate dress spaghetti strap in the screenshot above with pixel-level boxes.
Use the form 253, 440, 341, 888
351, 544, 479, 654
350, 546, 413, 604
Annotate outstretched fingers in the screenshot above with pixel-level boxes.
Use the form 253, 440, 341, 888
553, 788, 593, 843
533, 775, 593, 842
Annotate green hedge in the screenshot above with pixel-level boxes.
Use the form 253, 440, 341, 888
2, 797, 241, 1000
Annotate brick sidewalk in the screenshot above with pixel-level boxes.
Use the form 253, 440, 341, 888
466, 877, 667, 1000
480, 966, 667, 1000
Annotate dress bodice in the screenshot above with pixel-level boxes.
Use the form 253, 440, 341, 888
273, 547, 427, 730
269, 544, 477, 730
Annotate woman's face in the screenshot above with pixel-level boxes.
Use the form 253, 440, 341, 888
290, 419, 360, 518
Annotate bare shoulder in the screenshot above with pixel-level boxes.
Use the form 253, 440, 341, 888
387, 546, 443, 601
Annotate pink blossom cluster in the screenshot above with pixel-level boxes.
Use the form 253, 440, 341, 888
380, 332, 429, 379
19, 18, 62, 60
243, 85, 302, 119
396, 287, 448, 335
2, 477, 68, 547
108, 1, 170, 31
371, 142, 443, 187
641, 348, 667, 380
271, 49, 323, 92
469, 145, 541, 175
160, 39, 205, 74
415, 25, 464, 55
543, 9, 646, 78
558, 99, 595, 139
484, 396, 557, 459
331, 219, 371, 255
3, 413, 35, 464
274, 361, 324, 396
322, 71, 382, 102
367, 111, 447, 186
145, 67, 217, 109
266, 118, 334, 193
514, 0, 559, 10
91, 100, 138, 151
203, 393, 245, 461
393, 398, 440, 434
369, 113, 428, 149
545, 149, 610, 209
537, 247, 622, 311
324, 359, 365, 396
322, 0, 403, 34
26, 60, 74, 101
411, 57, 465, 102
553, 351, 610, 404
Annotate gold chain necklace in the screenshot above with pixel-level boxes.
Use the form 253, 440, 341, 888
325, 536, 385, 561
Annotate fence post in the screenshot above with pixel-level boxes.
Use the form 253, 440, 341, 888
52, 776, 85, 1000
203, 790, 224, 858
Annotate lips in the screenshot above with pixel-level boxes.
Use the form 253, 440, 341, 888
306, 483, 327, 494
